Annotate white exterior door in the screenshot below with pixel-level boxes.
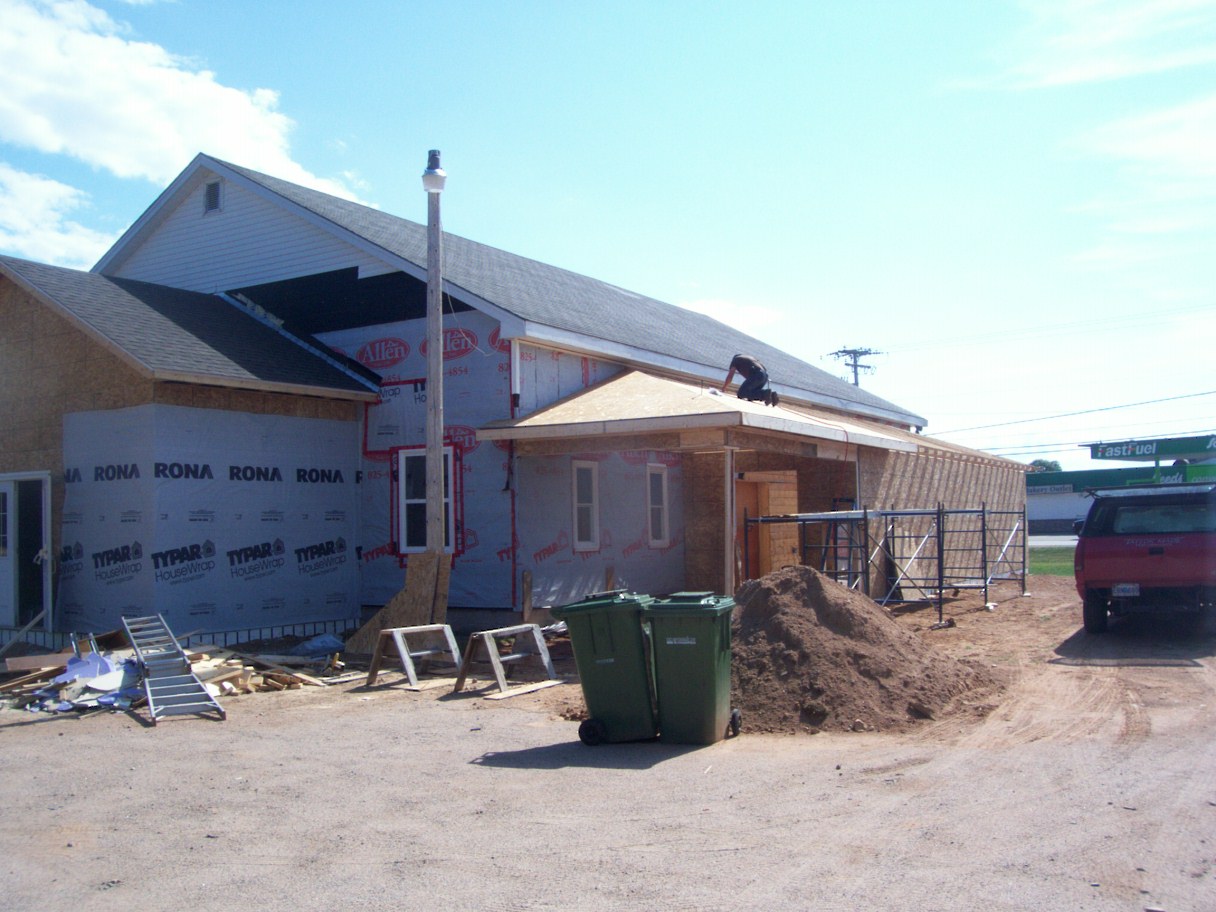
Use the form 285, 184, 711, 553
0, 480, 14, 625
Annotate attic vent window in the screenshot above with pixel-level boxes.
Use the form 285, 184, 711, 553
204, 180, 222, 213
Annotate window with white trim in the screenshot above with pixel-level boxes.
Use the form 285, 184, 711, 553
397, 447, 454, 553
647, 464, 669, 547
572, 460, 599, 551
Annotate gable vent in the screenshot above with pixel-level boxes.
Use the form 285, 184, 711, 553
204, 180, 222, 213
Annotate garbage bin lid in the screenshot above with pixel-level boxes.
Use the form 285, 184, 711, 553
646, 592, 735, 616
551, 591, 654, 618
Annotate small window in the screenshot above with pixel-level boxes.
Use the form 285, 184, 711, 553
572, 460, 599, 551
647, 464, 669, 547
0, 490, 7, 556
204, 180, 222, 213
396, 447, 454, 553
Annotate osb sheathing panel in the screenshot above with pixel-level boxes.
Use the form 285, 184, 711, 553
860, 448, 1025, 512
683, 451, 727, 592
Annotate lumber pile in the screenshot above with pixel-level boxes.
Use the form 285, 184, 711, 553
189, 646, 346, 695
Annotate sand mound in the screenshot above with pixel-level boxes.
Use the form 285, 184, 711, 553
731, 565, 1001, 734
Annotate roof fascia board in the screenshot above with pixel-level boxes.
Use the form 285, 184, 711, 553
151, 370, 379, 402
739, 412, 918, 452
479, 412, 737, 441
521, 323, 922, 429
479, 409, 918, 453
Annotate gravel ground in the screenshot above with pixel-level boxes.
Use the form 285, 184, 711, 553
2, 577, 1213, 912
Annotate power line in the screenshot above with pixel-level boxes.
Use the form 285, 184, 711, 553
934, 390, 1216, 435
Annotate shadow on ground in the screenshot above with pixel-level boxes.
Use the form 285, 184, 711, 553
1052, 610, 1216, 667
469, 738, 709, 771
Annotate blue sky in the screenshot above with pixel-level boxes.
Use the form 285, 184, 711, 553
1, 0, 1214, 470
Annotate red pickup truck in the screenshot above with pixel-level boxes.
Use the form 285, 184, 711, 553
1074, 483, 1216, 633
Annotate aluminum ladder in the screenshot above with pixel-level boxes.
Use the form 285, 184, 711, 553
122, 614, 225, 724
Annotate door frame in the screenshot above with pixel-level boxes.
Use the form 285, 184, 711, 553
0, 471, 53, 631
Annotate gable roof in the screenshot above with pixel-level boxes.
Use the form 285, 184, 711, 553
0, 255, 379, 401
96, 154, 927, 430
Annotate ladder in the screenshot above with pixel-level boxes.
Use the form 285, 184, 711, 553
122, 614, 226, 724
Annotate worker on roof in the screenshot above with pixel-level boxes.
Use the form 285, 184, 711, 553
723, 354, 778, 407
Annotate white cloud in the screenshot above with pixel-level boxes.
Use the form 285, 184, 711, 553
0, 0, 357, 199
0, 163, 116, 266
1009, 0, 1216, 87
1078, 92, 1216, 180
1068, 91, 1216, 260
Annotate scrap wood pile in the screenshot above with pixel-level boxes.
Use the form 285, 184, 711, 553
0, 632, 358, 716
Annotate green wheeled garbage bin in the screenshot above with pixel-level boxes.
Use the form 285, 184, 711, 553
645, 592, 740, 745
550, 591, 657, 745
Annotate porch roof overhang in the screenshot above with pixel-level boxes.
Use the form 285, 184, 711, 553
477, 371, 920, 454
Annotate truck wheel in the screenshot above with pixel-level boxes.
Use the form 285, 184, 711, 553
1083, 592, 1109, 634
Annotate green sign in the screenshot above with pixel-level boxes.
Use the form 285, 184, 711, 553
1089, 434, 1216, 461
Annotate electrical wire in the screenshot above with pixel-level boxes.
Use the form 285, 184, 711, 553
933, 390, 1216, 435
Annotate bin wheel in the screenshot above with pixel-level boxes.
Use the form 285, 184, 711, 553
728, 708, 742, 738
579, 719, 607, 746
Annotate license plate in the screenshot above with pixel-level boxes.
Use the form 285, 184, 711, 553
1112, 583, 1140, 597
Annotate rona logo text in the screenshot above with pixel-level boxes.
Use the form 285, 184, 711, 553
155, 462, 214, 480
230, 465, 283, 482
94, 464, 139, 481
296, 468, 345, 483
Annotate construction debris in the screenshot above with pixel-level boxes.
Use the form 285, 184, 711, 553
0, 636, 348, 717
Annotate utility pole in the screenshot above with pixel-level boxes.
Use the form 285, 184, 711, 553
829, 347, 881, 386
423, 150, 446, 555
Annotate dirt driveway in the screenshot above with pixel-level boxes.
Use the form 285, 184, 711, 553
2, 577, 1213, 912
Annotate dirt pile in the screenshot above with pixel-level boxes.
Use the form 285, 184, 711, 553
731, 565, 1003, 734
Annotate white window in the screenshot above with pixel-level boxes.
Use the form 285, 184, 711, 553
572, 460, 599, 551
647, 464, 669, 547
396, 447, 455, 553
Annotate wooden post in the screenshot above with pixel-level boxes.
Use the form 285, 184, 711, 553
520, 570, 533, 624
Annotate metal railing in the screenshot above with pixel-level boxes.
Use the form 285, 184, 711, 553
744, 503, 1028, 622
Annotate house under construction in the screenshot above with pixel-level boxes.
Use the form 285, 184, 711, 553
0, 153, 1027, 645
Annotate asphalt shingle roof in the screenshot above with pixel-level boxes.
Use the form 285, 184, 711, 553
0, 255, 377, 398
212, 157, 926, 428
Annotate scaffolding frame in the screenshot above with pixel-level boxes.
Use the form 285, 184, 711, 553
744, 503, 1028, 622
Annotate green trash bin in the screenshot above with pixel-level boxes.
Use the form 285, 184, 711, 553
550, 591, 657, 745
645, 592, 740, 745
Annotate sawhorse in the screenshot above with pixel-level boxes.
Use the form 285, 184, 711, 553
451, 623, 560, 699
365, 624, 462, 689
